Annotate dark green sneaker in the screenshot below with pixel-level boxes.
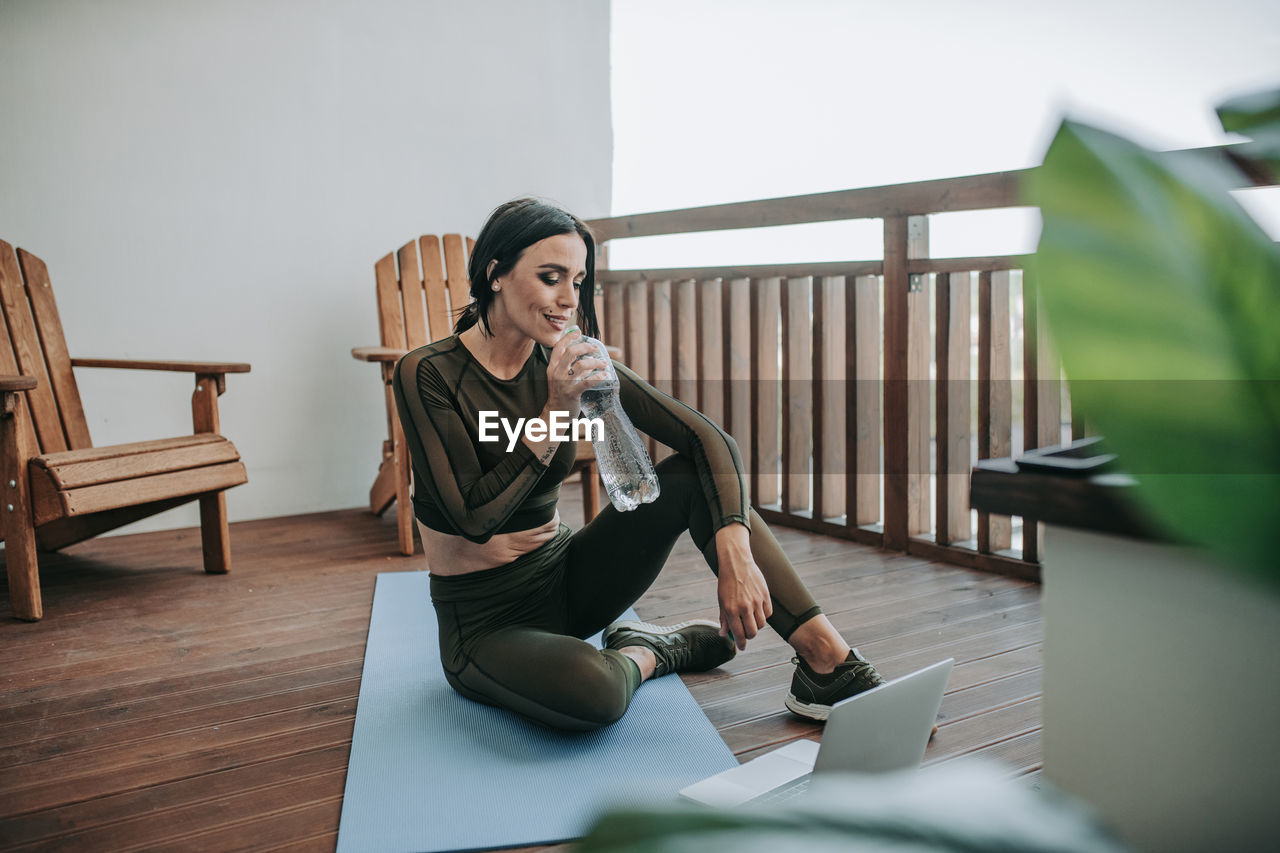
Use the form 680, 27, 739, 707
603, 619, 736, 677
785, 648, 886, 721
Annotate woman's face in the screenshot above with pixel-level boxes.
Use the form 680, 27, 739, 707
491, 232, 587, 347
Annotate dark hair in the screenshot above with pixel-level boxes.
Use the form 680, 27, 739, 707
454, 198, 600, 339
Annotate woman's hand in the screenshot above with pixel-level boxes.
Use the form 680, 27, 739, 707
714, 523, 773, 651
545, 328, 609, 414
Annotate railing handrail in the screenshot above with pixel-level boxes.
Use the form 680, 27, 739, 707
587, 143, 1273, 244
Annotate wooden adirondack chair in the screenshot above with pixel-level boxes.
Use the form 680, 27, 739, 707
0, 239, 249, 621
352, 234, 603, 556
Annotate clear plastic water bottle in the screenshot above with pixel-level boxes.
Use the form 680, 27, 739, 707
567, 329, 660, 511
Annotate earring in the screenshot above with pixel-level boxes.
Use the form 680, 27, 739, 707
491, 283, 500, 292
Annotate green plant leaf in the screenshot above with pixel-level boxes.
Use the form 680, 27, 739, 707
1028, 119, 1280, 583
1216, 87, 1280, 173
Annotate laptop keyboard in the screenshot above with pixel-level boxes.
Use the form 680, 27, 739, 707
749, 774, 812, 806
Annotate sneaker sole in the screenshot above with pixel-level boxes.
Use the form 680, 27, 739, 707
784, 692, 833, 722
603, 618, 721, 645
787, 693, 941, 737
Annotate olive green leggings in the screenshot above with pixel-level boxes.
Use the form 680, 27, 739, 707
429, 454, 822, 731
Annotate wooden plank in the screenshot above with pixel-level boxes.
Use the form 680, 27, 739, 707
936, 272, 972, 545
851, 274, 880, 526
783, 277, 812, 515
34, 496, 193, 552
16, 248, 91, 450
697, 279, 723, 429
673, 279, 698, 408
587, 145, 1265, 243
906, 216, 931, 537
906, 255, 1025, 275
602, 279, 626, 352
726, 278, 751, 481
648, 280, 673, 463
397, 240, 429, 350
586, 169, 1029, 241
441, 234, 471, 326
1, 392, 41, 619
816, 276, 845, 522
882, 216, 909, 549
31, 433, 225, 467
368, 453, 396, 515
977, 270, 1012, 553
38, 439, 240, 489
753, 278, 780, 506
0, 259, 39, 457
419, 235, 451, 343
625, 280, 649, 384
596, 259, 883, 285
60, 462, 247, 519
373, 252, 405, 351
0, 241, 64, 453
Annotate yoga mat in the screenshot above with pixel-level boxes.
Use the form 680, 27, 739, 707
336, 571, 739, 853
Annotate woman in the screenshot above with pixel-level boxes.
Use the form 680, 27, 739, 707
392, 198, 886, 731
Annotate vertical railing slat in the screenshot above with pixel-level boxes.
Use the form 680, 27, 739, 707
754, 277, 781, 507
649, 279, 673, 463
851, 274, 881, 527
604, 281, 625, 356
673, 280, 698, 408
978, 270, 1012, 553
936, 271, 972, 545
625, 281, 649, 396
726, 277, 752, 485
698, 279, 724, 429
817, 276, 845, 523
784, 277, 813, 514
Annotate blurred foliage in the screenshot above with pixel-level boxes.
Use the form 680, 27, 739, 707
1028, 86, 1280, 584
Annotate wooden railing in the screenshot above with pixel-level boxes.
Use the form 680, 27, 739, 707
585, 148, 1273, 581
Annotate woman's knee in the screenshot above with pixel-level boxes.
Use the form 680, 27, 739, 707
449, 652, 630, 731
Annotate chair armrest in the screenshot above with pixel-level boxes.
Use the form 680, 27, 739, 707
0, 375, 38, 393
352, 346, 408, 363
71, 358, 251, 374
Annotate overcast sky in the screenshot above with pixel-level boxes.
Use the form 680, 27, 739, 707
609, 0, 1280, 266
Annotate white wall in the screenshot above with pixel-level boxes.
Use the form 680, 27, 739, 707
0, 0, 612, 532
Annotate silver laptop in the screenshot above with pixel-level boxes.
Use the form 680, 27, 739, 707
680, 659, 953, 807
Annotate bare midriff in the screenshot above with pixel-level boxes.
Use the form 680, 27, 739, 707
418, 511, 563, 577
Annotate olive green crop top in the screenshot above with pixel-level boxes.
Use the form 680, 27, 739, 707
391, 334, 749, 544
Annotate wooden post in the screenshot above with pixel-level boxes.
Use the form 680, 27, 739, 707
192, 373, 231, 574
883, 217, 909, 550
1, 389, 41, 620
906, 216, 931, 537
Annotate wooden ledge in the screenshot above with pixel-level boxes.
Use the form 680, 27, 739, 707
0, 375, 38, 392
351, 346, 407, 363
71, 358, 251, 374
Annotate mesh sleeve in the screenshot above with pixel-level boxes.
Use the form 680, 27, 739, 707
392, 349, 550, 544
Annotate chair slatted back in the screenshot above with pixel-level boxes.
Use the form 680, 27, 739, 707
0, 241, 92, 455
375, 235, 474, 351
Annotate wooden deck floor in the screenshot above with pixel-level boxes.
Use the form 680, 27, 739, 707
0, 492, 1042, 851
